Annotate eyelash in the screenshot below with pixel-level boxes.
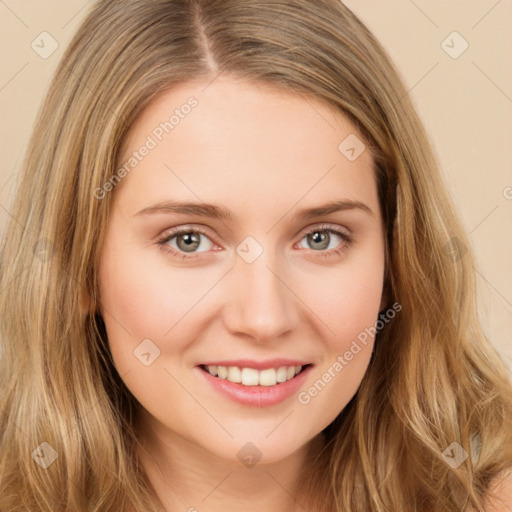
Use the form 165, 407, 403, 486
156, 224, 353, 261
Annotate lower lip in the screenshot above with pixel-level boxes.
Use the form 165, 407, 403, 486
196, 365, 313, 407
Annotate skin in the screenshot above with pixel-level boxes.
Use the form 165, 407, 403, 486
97, 76, 386, 511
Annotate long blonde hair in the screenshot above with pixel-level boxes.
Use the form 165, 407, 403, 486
1, 1, 511, 510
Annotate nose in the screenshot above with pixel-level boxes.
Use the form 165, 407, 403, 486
222, 251, 300, 343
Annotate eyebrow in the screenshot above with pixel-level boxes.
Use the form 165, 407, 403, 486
292, 199, 374, 220
134, 201, 233, 219
134, 199, 374, 220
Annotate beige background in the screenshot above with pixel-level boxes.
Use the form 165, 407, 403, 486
1, 1, 511, 372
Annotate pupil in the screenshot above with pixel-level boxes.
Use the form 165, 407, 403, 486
178, 232, 200, 252
309, 231, 329, 250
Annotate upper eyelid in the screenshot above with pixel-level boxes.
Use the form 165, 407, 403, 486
160, 222, 351, 246
161, 224, 218, 244
296, 222, 351, 238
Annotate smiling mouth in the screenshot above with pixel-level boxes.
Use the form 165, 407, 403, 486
199, 364, 312, 387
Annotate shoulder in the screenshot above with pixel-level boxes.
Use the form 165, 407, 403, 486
483, 470, 512, 512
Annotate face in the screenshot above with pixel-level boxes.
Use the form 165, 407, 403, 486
97, 76, 386, 464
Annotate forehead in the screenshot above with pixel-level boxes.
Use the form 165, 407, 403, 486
114, 76, 379, 222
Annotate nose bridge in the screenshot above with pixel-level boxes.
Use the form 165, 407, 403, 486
223, 244, 298, 340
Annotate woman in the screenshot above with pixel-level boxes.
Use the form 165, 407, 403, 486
1, 1, 511, 510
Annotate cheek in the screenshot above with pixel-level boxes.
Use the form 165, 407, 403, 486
298, 242, 385, 346
97, 242, 212, 419
293, 250, 384, 414
295, 278, 380, 422
307, 268, 382, 337
98, 242, 215, 342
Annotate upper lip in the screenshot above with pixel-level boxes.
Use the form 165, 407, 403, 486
198, 359, 311, 370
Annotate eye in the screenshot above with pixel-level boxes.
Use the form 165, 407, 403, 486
156, 223, 353, 261
156, 226, 217, 260
296, 224, 353, 258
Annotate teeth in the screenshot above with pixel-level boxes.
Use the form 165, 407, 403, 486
241, 368, 259, 386
276, 367, 288, 383
227, 366, 241, 383
259, 368, 276, 386
206, 364, 303, 386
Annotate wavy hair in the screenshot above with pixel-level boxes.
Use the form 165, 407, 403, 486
1, 1, 511, 510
